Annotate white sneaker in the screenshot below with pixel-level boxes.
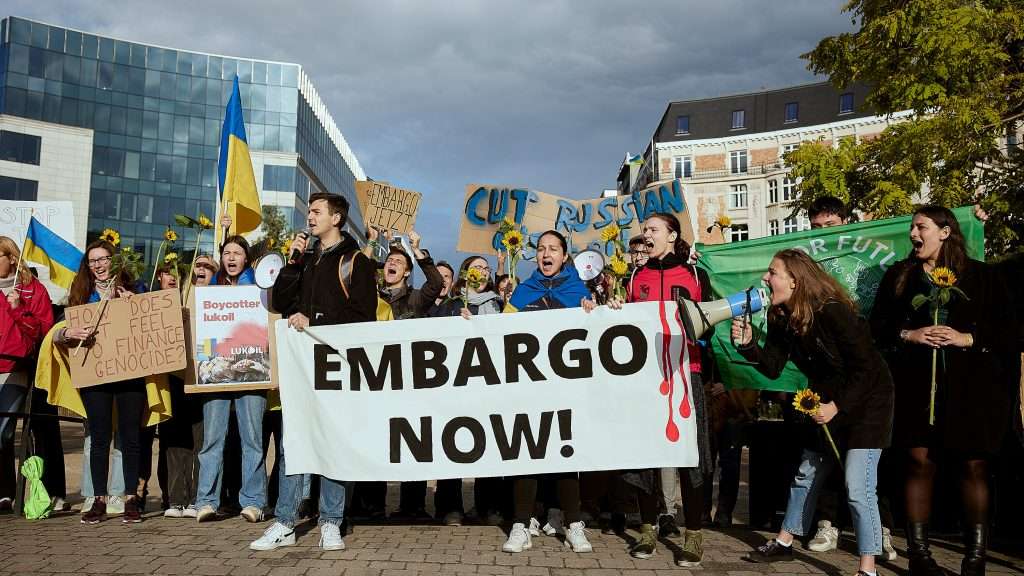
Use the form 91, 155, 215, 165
182, 505, 198, 518
882, 527, 898, 561
250, 522, 297, 551
528, 517, 541, 537
163, 505, 185, 518
566, 521, 592, 553
241, 506, 264, 523
196, 505, 217, 522
443, 511, 464, 526
502, 522, 532, 553
543, 508, 565, 536
319, 523, 345, 550
81, 497, 95, 514
106, 495, 125, 516
808, 520, 839, 552
52, 497, 70, 512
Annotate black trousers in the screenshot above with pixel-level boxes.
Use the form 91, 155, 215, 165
434, 479, 463, 517
160, 384, 204, 507
81, 381, 145, 497
29, 387, 66, 498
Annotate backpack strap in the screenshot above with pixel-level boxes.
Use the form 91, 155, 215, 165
337, 251, 358, 299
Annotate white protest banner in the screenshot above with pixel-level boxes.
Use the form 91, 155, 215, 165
276, 302, 698, 481
189, 285, 274, 392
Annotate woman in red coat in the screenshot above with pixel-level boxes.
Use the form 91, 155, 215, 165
0, 236, 54, 509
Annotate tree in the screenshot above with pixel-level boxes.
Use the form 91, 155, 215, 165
252, 205, 292, 259
789, 0, 1024, 256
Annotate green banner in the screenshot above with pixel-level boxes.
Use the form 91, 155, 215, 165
696, 206, 985, 392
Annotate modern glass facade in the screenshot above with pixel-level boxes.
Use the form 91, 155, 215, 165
0, 16, 365, 261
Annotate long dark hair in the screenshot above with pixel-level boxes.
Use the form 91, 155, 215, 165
68, 240, 135, 306
536, 230, 573, 275
217, 235, 252, 285
767, 249, 857, 336
894, 205, 969, 296
646, 212, 690, 259
452, 255, 496, 295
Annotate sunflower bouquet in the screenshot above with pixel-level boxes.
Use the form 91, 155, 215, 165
175, 213, 215, 302
460, 267, 488, 311
793, 388, 842, 465
911, 266, 969, 425
600, 223, 629, 300
498, 218, 525, 282
149, 227, 178, 289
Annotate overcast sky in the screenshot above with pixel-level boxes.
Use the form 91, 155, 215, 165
7, 0, 855, 267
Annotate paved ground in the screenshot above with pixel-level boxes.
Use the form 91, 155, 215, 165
2, 424, 1023, 576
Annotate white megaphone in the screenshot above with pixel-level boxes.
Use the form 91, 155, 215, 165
678, 287, 769, 341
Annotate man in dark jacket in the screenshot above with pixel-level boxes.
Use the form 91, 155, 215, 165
377, 229, 444, 321
250, 192, 376, 552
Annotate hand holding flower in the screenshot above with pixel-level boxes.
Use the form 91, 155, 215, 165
812, 401, 838, 424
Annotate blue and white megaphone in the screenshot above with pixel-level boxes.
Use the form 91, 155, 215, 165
678, 287, 768, 341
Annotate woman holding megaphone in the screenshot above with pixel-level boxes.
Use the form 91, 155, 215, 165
731, 249, 893, 576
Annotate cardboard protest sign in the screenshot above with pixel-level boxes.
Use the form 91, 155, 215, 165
1, 200, 76, 298
456, 179, 695, 258
698, 206, 985, 392
66, 289, 187, 388
187, 285, 275, 393
276, 302, 698, 481
355, 181, 422, 234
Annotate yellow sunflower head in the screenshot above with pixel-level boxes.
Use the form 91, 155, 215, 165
463, 267, 488, 289
600, 224, 622, 243
928, 267, 957, 288
164, 252, 179, 263
502, 230, 524, 252
609, 255, 629, 276
197, 214, 213, 230
100, 228, 121, 246
716, 215, 732, 228
792, 388, 821, 416
164, 229, 178, 243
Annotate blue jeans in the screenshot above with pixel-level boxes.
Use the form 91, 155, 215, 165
80, 430, 125, 497
195, 393, 267, 510
782, 448, 883, 556
274, 434, 345, 528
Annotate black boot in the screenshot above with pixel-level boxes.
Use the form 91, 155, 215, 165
961, 523, 986, 576
907, 522, 945, 576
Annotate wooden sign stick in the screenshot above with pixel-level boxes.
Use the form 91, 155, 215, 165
71, 297, 111, 358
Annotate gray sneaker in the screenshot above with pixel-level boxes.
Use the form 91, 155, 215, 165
808, 520, 839, 552
881, 527, 898, 561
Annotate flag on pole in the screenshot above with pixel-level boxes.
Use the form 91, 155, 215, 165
22, 216, 83, 289
215, 75, 262, 249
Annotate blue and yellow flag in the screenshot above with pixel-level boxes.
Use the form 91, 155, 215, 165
216, 75, 261, 247
22, 216, 83, 289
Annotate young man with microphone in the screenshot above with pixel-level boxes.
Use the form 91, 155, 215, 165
250, 192, 376, 552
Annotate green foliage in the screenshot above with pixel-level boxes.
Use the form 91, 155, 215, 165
794, 0, 1024, 256
251, 205, 293, 260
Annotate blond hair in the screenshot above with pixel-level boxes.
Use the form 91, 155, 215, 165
0, 236, 34, 286
768, 249, 857, 336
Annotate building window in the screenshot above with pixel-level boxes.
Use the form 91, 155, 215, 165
731, 110, 745, 129
263, 165, 296, 192
729, 224, 749, 242
729, 150, 748, 174
0, 131, 42, 165
0, 176, 39, 201
783, 217, 798, 234
729, 184, 748, 209
673, 156, 693, 179
769, 219, 780, 236
676, 115, 690, 135
782, 177, 798, 201
839, 92, 854, 114
768, 179, 779, 204
784, 102, 799, 123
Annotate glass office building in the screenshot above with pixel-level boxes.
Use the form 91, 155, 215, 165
0, 16, 366, 261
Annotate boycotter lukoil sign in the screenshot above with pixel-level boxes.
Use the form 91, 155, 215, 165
276, 302, 698, 481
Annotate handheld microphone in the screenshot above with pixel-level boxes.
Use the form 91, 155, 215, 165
289, 227, 313, 264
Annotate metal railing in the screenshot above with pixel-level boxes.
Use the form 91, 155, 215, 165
670, 161, 788, 182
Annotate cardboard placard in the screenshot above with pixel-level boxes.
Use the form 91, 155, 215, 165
456, 179, 695, 258
355, 181, 422, 234
66, 289, 187, 388
184, 285, 277, 393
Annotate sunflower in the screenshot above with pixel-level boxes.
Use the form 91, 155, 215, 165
609, 255, 629, 276
792, 388, 821, 416
100, 228, 121, 246
164, 229, 178, 243
928, 266, 957, 288
463, 267, 488, 290
502, 230, 524, 252
197, 215, 213, 230
164, 252, 179, 264
716, 215, 732, 228
600, 224, 622, 243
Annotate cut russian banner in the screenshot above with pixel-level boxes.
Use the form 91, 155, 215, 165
22, 216, 83, 289
215, 75, 261, 249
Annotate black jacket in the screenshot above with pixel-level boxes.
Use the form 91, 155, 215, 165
271, 232, 376, 326
381, 256, 444, 320
740, 300, 894, 449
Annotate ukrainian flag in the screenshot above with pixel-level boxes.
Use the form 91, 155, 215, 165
22, 216, 83, 289
216, 75, 262, 247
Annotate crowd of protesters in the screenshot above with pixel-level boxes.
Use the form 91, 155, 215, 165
0, 193, 1019, 576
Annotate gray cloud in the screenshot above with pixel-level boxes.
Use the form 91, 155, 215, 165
5, 0, 854, 265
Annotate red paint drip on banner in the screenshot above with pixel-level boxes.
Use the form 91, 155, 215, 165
674, 308, 692, 419
658, 301, 679, 441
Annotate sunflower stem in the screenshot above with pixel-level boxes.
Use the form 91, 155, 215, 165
149, 240, 167, 291
822, 423, 843, 469
929, 305, 939, 426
